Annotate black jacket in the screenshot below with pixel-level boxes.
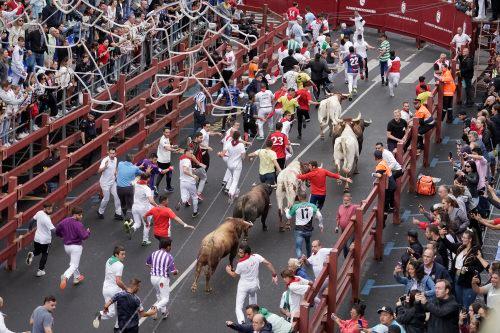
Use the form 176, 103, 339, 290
307, 59, 330, 82
228, 322, 273, 333
246, 78, 260, 96
458, 55, 474, 79
420, 295, 460, 333
26, 29, 47, 54
428, 262, 452, 283
441, 237, 482, 288
401, 240, 423, 271
42, 4, 63, 28
281, 56, 299, 73
396, 304, 426, 333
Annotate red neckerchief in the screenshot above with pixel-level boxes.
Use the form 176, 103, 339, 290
239, 254, 251, 262
280, 118, 288, 123
261, 88, 267, 92
286, 276, 301, 287
287, 94, 294, 100
231, 140, 239, 146
279, 46, 287, 52
137, 180, 148, 185
179, 154, 189, 160
300, 47, 307, 54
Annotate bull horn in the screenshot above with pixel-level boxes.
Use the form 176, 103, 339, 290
365, 119, 373, 124
352, 113, 361, 122
341, 93, 350, 98
270, 184, 277, 189
243, 220, 254, 227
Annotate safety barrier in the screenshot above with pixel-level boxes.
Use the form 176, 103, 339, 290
294, 85, 444, 332
0, 5, 287, 269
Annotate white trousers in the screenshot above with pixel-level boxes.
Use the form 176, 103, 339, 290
98, 181, 122, 215
193, 167, 207, 194
151, 275, 170, 314
101, 287, 120, 327
344, 62, 348, 81
180, 181, 199, 212
273, 108, 283, 128
477, 0, 486, 19
235, 284, 259, 324
388, 72, 400, 96
131, 206, 151, 242
257, 107, 273, 138
347, 73, 359, 93
225, 164, 242, 197
63, 244, 82, 280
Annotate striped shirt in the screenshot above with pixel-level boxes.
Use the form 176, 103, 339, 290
194, 92, 206, 114
146, 250, 176, 278
378, 40, 390, 62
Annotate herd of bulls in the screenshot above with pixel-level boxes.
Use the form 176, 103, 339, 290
191, 93, 371, 292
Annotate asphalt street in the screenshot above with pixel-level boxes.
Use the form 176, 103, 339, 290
0, 30, 455, 332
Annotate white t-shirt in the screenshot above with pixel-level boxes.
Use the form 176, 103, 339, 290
382, 149, 402, 171
283, 71, 299, 90
224, 50, 236, 71
226, 142, 246, 168
200, 128, 210, 147
103, 258, 124, 292
132, 182, 153, 209
157, 136, 172, 164
288, 276, 310, 317
354, 40, 368, 58
33, 210, 54, 245
280, 119, 292, 138
451, 33, 471, 50
484, 283, 500, 308
307, 248, 331, 278
255, 90, 274, 110
235, 253, 265, 287
354, 16, 364, 32
278, 47, 289, 67
401, 110, 412, 123
341, 41, 353, 58
455, 251, 465, 270
179, 157, 196, 184
99, 156, 117, 185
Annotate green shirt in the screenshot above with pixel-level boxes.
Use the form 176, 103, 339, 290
379, 40, 390, 62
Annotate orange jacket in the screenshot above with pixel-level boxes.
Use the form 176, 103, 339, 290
441, 68, 456, 96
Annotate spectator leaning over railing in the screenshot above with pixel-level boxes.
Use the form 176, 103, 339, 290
471, 268, 500, 309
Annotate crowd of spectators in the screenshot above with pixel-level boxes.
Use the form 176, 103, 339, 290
454, 0, 498, 21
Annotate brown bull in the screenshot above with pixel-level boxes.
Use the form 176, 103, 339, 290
233, 184, 273, 232
331, 113, 372, 154
191, 218, 253, 293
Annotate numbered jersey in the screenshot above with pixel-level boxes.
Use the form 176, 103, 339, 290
287, 202, 320, 232
269, 131, 289, 159
343, 53, 363, 74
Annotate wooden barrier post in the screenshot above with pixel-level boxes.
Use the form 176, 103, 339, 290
374, 176, 386, 260
452, 58, 462, 105
352, 208, 364, 300
434, 85, 443, 144
298, 302, 310, 333
58, 146, 68, 187
326, 249, 339, 332
6, 176, 18, 270
393, 142, 404, 224
40, 113, 49, 149
409, 118, 419, 192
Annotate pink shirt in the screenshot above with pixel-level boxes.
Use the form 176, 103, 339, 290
336, 204, 359, 230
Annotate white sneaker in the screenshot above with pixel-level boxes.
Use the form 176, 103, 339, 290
55, 112, 63, 119
3, 143, 10, 147
36, 269, 46, 277
97, 86, 105, 93
33, 124, 40, 130
18, 132, 29, 139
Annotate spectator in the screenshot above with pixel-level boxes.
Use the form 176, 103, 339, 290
335, 192, 359, 257
422, 248, 452, 283
243, 304, 292, 333
226, 313, 272, 333
400, 230, 423, 271
413, 97, 435, 149
386, 110, 408, 153
456, 48, 474, 106
441, 196, 469, 236
280, 269, 311, 320
302, 240, 331, 279
363, 306, 405, 333
393, 259, 436, 298
416, 279, 460, 333
395, 290, 426, 333
287, 258, 312, 281
471, 269, 500, 308
372, 150, 396, 215
331, 303, 368, 333
30, 295, 56, 333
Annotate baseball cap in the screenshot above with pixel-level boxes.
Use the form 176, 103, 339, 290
377, 306, 394, 315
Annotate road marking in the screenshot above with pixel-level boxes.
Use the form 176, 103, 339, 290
371, 61, 410, 83
361, 279, 405, 295
400, 62, 433, 84
404, 45, 428, 62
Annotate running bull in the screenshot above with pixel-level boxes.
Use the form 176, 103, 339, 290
233, 183, 272, 232
191, 217, 253, 293
331, 113, 372, 154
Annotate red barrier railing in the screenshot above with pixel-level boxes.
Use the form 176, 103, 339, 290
0, 6, 288, 269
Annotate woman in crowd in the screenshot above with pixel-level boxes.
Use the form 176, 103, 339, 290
393, 259, 435, 298
331, 302, 368, 333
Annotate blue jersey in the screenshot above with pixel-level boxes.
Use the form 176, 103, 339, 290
343, 53, 363, 74
221, 86, 240, 107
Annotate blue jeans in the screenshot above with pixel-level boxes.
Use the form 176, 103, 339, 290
259, 172, 276, 185
294, 230, 312, 258
310, 194, 326, 210
454, 278, 476, 309
380, 60, 388, 79
34, 53, 44, 68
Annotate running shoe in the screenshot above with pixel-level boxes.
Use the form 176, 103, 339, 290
161, 311, 169, 320
142, 240, 152, 246
93, 312, 102, 328
192, 211, 199, 218
353, 88, 357, 95
36, 269, 46, 277
60, 275, 67, 290
197, 192, 204, 201
97, 212, 104, 219
166, 187, 175, 193
73, 274, 85, 285
255, 136, 265, 140
26, 251, 34, 265
114, 214, 124, 221
348, 94, 353, 101
123, 219, 132, 233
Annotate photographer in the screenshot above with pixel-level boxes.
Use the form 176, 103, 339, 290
395, 290, 426, 333
400, 230, 423, 273
331, 303, 368, 333
393, 259, 435, 298
454, 160, 479, 208
471, 269, 500, 308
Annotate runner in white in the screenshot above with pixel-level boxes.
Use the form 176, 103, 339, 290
176, 145, 200, 218
302, 240, 332, 279
340, 38, 353, 84
92, 246, 127, 330
279, 112, 293, 139
351, 11, 365, 40
387, 50, 401, 97
280, 269, 311, 320
450, 27, 471, 54
199, 122, 222, 172
146, 238, 177, 320
97, 147, 122, 220
254, 82, 275, 140
156, 128, 179, 193
124, 173, 158, 246
218, 131, 246, 202
354, 34, 375, 81
225, 245, 278, 324
25, 203, 54, 277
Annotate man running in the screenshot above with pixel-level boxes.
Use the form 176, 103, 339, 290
354, 34, 374, 81
146, 238, 177, 320
156, 127, 179, 193
247, 139, 282, 185
100, 278, 157, 333
199, 122, 222, 171
26, 203, 54, 277
97, 147, 123, 220
56, 206, 90, 290
117, 154, 145, 219
219, 131, 246, 201
188, 132, 208, 200
296, 86, 319, 139
225, 245, 278, 324
269, 122, 290, 170
297, 161, 352, 209
255, 82, 274, 140
144, 195, 194, 243
387, 50, 401, 97
341, 46, 363, 101
124, 173, 158, 246
176, 145, 200, 218
285, 190, 323, 258
93, 246, 128, 330
378, 33, 391, 86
